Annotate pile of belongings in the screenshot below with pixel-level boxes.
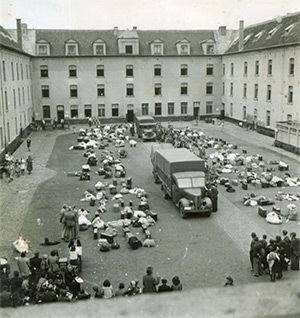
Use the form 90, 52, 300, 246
266, 211, 283, 224
275, 192, 300, 201
13, 236, 30, 253
243, 193, 274, 207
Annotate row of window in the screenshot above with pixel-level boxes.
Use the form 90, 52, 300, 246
229, 104, 272, 126
224, 83, 294, 103
41, 82, 206, 98
1, 60, 31, 82
1, 112, 27, 147
3, 86, 32, 112
36, 40, 213, 56
223, 58, 295, 76
40, 64, 215, 78
42, 101, 214, 119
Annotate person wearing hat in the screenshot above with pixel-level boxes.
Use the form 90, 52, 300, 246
142, 266, 160, 293
290, 232, 300, 270
29, 252, 42, 274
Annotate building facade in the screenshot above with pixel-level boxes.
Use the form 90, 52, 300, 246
0, 12, 299, 156
0, 22, 33, 156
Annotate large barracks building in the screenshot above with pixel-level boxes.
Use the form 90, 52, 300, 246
0, 12, 299, 154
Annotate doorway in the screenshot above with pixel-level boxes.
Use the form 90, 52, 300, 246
57, 105, 65, 121
126, 104, 134, 122
220, 103, 225, 119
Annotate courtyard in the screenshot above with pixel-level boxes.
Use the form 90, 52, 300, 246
1, 120, 299, 294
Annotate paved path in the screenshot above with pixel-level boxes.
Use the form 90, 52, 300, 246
0, 129, 69, 257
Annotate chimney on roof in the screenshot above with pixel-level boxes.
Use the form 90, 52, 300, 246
16, 18, 22, 49
218, 26, 227, 36
132, 26, 137, 30
113, 26, 118, 35
238, 20, 244, 51
21, 23, 28, 35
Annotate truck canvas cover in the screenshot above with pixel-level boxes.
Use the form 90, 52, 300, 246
154, 148, 206, 175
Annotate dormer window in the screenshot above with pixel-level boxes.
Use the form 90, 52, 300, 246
206, 45, 214, 54
93, 40, 106, 55
125, 45, 133, 54
65, 40, 78, 56
180, 44, 189, 55
268, 27, 278, 38
150, 40, 164, 55
36, 41, 50, 56
285, 24, 295, 34
254, 31, 263, 40
176, 40, 190, 55
243, 34, 252, 44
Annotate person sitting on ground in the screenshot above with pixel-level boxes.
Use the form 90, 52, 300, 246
93, 286, 103, 298
102, 280, 114, 299
171, 276, 182, 291
115, 283, 126, 297
158, 278, 172, 293
224, 276, 234, 287
77, 288, 91, 300
142, 266, 160, 293
124, 280, 141, 296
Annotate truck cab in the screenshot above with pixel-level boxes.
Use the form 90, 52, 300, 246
135, 116, 156, 141
172, 171, 212, 218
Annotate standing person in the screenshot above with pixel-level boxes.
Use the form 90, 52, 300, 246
252, 237, 263, 277
26, 155, 33, 174
26, 138, 31, 151
290, 232, 300, 270
62, 207, 77, 242
88, 117, 92, 128
207, 184, 218, 212
20, 158, 26, 175
142, 266, 160, 293
16, 252, 31, 278
10, 271, 23, 307
129, 124, 135, 137
249, 232, 257, 271
267, 247, 280, 281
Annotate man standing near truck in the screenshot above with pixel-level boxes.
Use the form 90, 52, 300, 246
207, 184, 218, 212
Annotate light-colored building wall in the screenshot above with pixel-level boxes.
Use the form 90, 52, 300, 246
0, 47, 33, 153
32, 56, 222, 120
221, 45, 300, 129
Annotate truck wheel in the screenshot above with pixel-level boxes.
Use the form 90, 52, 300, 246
203, 211, 211, 217
180, 205, 187, 219
164, 193, 170, 200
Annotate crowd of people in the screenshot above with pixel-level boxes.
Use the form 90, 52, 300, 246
1, 137, 33, 183
249, 230, 300, 281
0, 256, 182, 307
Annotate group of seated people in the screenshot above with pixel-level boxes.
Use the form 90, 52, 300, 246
0, 255, 182, 307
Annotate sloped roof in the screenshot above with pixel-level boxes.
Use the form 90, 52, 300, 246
35, 29, 216, 55
0, 25, 27, 54
226, 12, 300, 54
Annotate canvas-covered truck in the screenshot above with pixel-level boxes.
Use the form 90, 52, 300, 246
151, 147, 213, 218
134, 116, 157, 141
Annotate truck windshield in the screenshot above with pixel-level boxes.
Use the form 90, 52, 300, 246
177, 178, 192, 188
141, 125, 155, 130
177, 177, 205, 188
192, 177, 205, 187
